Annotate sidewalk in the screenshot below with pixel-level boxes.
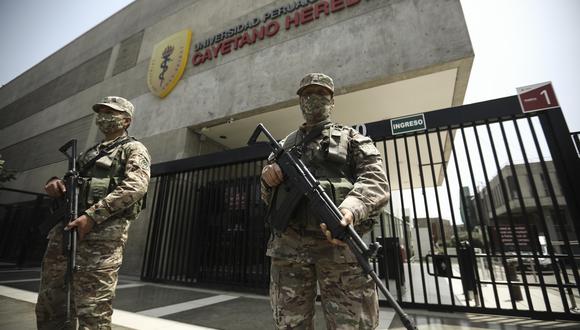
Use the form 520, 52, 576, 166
1, 265, 580, 329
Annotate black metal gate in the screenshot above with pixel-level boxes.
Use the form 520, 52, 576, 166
142, 145, 272, 291
142, 96, 580, 320
363, 96, 580, 320
0, 188, 51, 267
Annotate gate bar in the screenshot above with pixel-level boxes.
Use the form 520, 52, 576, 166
485, 120, 535, 310
528, 116, 577, 304
499, 119, 551, 311
410, 134, 429, 304
458, 123, 502, 309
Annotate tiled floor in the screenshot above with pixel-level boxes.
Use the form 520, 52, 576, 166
1, 265, 580, 329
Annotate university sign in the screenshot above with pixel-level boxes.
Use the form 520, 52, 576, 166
148, 0, 369, 96
192, 0, 366, 66
147, 30, 192, 98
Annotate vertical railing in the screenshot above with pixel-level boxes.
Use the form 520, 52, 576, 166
363, 97, 579, 320
140, 96, 579, 320
141, 145, 270, 291
0, 188, 51, 267
571, 131, 580, 157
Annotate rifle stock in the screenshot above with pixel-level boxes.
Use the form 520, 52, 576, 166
249, 123, 417, 330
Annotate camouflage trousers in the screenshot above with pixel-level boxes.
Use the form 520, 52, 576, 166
36, 230, 124, 330
270, 257, 379, 330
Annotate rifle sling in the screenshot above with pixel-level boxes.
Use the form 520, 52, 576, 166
295, 124, 325, 151
78, 136, 134, 175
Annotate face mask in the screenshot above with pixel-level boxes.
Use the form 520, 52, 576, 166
95, 113, 126, 134
300, 94, 333, 124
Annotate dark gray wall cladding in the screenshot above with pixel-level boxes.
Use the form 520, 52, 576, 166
0, 49, 111, 129
113, 30, 145, 76
0, 115, 94, 172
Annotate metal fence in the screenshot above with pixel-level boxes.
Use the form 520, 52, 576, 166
572, 131, 580, 157
0, 188, 51, 267
142, 96, 580, 320
367, 98, 580, 320
142, 144, 271, 291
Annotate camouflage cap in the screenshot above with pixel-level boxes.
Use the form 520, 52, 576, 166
92, 96, 134, 118
297, 73, 334, 95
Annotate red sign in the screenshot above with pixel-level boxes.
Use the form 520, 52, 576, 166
516, 81, 559, 113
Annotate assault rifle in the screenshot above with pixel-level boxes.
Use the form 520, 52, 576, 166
59, 139, 81, 328
248, 124, 417, 330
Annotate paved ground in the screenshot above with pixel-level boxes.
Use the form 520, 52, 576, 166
1, 265, 580, 329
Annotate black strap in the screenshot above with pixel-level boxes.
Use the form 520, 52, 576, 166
79, 136, 135, 175
296, 124, 326, 151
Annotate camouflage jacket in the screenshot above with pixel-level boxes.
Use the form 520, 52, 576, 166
261, 121, 390, 262
80, 134, 151, 225
44, 134, 151, 245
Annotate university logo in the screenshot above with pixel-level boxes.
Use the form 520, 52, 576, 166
147, 30, 192, 98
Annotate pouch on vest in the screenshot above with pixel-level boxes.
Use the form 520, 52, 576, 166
87, 177, 111, 206
95, 154, 114, 169
321, 177, 376, 234
300, 178, 354, 231
84, 152, 116, 206
327, 177, 353, 204
327, 127, 348, 163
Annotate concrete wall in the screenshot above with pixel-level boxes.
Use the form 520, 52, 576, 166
1, 0, 472, 154
131, 0, 473, 138
0, 0, 473, 277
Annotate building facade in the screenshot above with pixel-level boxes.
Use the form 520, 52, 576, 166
0, 0, 473, 275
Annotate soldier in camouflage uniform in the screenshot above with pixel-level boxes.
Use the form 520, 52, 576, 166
261, 73, 390, 329
36, 96, 151, 329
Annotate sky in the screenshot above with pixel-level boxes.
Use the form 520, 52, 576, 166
460, 0, 580, 132
0, 0, 579, 131
0, 0, 134, 86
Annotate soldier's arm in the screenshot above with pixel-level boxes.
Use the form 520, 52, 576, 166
338, 131, 390, 224
84, 142, 151, 224
260, 174, 273, 205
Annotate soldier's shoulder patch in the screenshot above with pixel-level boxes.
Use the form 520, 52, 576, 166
359, 143, 380, 157
350, 130, 373, 145
136, 154, 151, 169
350, 133, 379, 157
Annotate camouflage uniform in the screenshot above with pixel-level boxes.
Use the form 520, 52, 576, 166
262, 74, 390, 329
36, 97, 151, 330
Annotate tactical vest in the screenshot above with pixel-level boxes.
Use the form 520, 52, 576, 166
278, 123, 355, 232
77, 137, 144, 220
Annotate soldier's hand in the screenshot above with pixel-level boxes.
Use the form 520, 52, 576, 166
45, 178, 66, 198
320, 208, 353, 246
65, 214, 95, 241
261, 163, 284, 187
